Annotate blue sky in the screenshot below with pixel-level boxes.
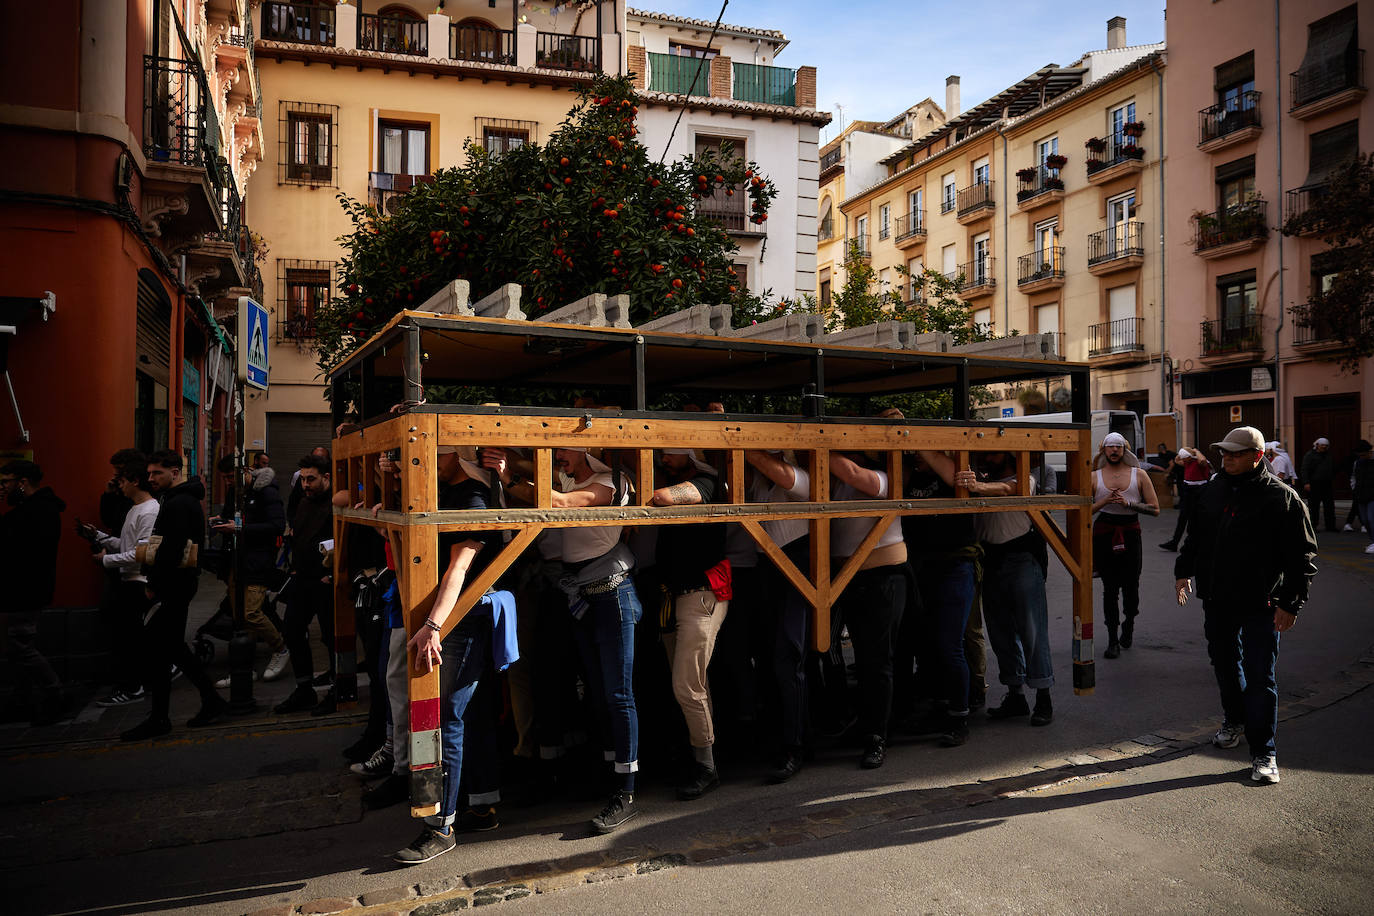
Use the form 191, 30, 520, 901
637, 0, 1167, 144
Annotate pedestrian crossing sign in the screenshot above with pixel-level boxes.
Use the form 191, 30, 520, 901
237, 296, 269, 390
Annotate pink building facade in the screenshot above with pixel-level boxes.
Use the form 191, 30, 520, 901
1164, 0, 1372, 493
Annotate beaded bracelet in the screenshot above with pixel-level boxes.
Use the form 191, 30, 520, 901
424, 619, 441, 633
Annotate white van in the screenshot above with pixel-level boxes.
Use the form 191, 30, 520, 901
991, 410, 1144, 488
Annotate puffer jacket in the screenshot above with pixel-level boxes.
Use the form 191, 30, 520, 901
1175, 464, 1317, 614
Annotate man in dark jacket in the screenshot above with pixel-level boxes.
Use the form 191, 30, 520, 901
1175, 426, 1317, 785
121, 450, 227, 741
0, 460, 65, 724
275, 454, 336, 714
1299, 436, 1337, 532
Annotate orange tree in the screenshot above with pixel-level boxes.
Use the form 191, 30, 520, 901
315, 74, 777, 373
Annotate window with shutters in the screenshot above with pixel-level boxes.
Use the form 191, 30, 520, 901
1305, 120, 1359, 187
1292, 5, 1361, 108
1216, 155, 1257, 209
280, 102, 338, 186
277, 259, 334, 342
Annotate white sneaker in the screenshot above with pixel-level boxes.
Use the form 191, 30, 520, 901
1342, 523, 1355, 532
1364, 543, 1374, 555
262, 647, 291, 681
214, 671, 259, 689
1212, 723, 1244, 749
1251, 755, 1280, 784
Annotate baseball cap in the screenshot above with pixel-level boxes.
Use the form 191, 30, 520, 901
1212, 426, 1265, 453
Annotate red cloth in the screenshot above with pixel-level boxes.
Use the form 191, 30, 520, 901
704, 558, 732, 601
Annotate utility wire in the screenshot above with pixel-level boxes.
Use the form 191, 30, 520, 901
658, 0, 730, 165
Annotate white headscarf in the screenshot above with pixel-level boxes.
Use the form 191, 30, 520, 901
663, 447, 717, 476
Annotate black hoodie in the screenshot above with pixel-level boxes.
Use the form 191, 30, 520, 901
146, 476, 206, 597
1, 486, 66, 611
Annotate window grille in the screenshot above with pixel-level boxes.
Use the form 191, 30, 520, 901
476, 117, 537, 155
277, 258, 335, 341
279, 101, 338, 186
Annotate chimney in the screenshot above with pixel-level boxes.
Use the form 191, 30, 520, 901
945, 75, 960, 119
1107, 16, 1127, 50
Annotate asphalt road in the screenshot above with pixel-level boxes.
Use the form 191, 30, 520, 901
4, 512, 1372, 915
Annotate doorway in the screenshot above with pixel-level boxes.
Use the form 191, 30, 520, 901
1294, 393, 1360, 499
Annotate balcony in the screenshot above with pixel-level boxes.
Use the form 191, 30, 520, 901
1193, 199, 1268, 258
820, 146, 844, 180
848, 236, 872, 261
1085, 133, 1145, 184
1292, 309, 1344, 352
1290, 49, 1366, 119
818, 216, 834, 242
1016, 247, 1065, 293
142, 53, 225, 241
367, 172, 433, 216
733, 62, 796, 106
939, 191, 956, 215
956, 257, 996, 298
1089, 317, 1145, 360
698, 194, 760, 236
536, 32, 600, 71
1015, 164, 1065, 211
893, 211, 926, 249
450, 24, 514, 66
1087, 222, 1145, 275
647, 52, 709, 96
1198, 91, 1262, 152
1284, 184, 1329, 235
260, 1, 336, 46
1201, 314, 1264, 364
358, 13, 427, 56
185, 170, 248, 298
955, 181, 995, 224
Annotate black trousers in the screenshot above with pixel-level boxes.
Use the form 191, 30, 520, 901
1305, 482, 1337, 531
284, 576, 335, 685
835, 563, 906, 740
1171, 484, 1204, 544
1094, 519, 1142, 637
144, 576, 216, 720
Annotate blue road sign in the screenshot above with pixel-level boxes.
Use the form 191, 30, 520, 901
238, 297, 269, 390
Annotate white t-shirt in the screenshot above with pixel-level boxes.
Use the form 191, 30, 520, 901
560, 470, 631, 564
974, 474, 1036, 545
831, 473, 903, 556
752, 465, 811, 549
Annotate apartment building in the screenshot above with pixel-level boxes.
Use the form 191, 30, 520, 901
0, 0, 263, 610
626, 8, 828, 302
1165, 0, 1372, 471
247, 0, 625, 458
838, 19, 1164, 416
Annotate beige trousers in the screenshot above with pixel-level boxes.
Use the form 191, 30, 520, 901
662, 588, 729, 748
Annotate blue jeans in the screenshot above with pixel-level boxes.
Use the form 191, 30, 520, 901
915, 557, 976, 712
573, 578, 642, 785
982, 550, 1054, 690
1203, 602, 1280, 758
428, 619, 499, 827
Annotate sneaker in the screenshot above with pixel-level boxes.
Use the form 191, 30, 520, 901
350, 746, 394, 778
214, 671, 259, 689
987, 691, 1030, 719
1104, 641, 1121, 659
1364, 543, 1374, 555
939, 715, 970, 747
590, 792, 639, 834
364, 774, 410, 811
1158, 541, 1178, 552
1342, 523, 1355, 532
96, 688, 145, 708
860, 735, 886, 769
1030, 692, 1053, 727
677, 763, 720, 800
1250, 755, 1280, 784
392, 825, 456, 865
1212, 723, 1244, 749
312, 670, 336, 688
273, 685, 317, 714
456, 806, 500, 832
344, 733, 383, 763
767, 751, 803, 784
262, 648, 291, 682
187, 695, 230, 728
120, 716, 172, 742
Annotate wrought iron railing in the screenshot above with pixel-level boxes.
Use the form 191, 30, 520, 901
1292, 309, 1341, 346
848, 235, 871, 260
820, 146, 844, 173
1017, 247, 1065, 285
260, 1, 335, 46
1085, 135, 1144, 175
1089, 317, 1144, 357
368, 172, 433, 216
536, 32, 600, 71
1087, 222, 1145, 266
143, 54, 212, 166
1201, 314, 1263, 355
1285, 183, 1330, 224
1016, 165, 1064, 202
1291, 48, 1365, 109
878, 218, 891, 241
733, 62, 796, 105
894, 211, 926, 242
1193, 199, 1268, 252
958, 256, 995, 290
940, 189, 957, 214
647, 51, 709, 96
697, 194, 749, 232
1199, 90, 1261, 144
359, 13, 427, 56
450, 24, 513, 65
956, 181, 994, 217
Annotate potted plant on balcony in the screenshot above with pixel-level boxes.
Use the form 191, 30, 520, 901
1084, 136, 1107, 153
1044, 175, 1065, 191
1016, 166, 1038, 182
1045, 153, 1068, 170
1122, 121, 1146, 138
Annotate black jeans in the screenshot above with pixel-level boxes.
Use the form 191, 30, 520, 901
767, 537, 811, 750
1171, 484, 1204, 544
284, 576, 335, 685
1203, 601, 1280, 757
104, 580, 151, 693
145, 576, 216, 720
836, 563, 906, 740
1305, 482, 1337, 531
1093, 518, 1142, 637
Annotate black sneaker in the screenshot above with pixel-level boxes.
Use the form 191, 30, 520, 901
1158, 541, 1178, 552
1031, 692, 1054, 727
987, 692, 1031, 719
392, 825, 456, 865
312, 670, 336, 688
273, 685, 317, 714
939, 715, 970, 747
1104, 641, 1121, 659
344, 734, 382, 763
767, 751, 803, 784
364, 774, 410, 811
1120, 623, 1134, 649
310, 689, 337, 717
860, 735, 886, 769
120, 716, 172, 742
351, 746, 394, 778
187, 695, 229, 728
677, 763, 720, 800
456, 806, 500, 832
590, 792, 639, 834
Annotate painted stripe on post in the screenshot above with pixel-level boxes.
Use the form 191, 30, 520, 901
411, 696, 441, 732
411, 727, 442, 768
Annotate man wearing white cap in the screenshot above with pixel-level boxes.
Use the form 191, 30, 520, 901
1174, 426, 1317, 785
505, 446, 643, 833
1299, 437, 1338, 532
1160, 447, 1211, 551
651, 449, 730, 799
1264, 441, 1296, 486
1092, 432, 1160, 658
